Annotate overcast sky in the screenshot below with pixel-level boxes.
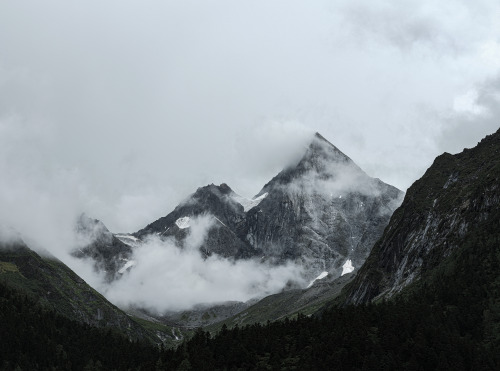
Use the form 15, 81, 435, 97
1, 0, 499, 236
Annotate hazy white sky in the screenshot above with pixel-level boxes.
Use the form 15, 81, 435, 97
1, 0, 499, 235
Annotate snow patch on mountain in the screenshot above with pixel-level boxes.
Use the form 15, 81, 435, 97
307, 271, 329, 288
118, 260, 136, 274
232, 192, 268, 212
341, 259, 354, 276
214, 217, 228, 228
175, 217, 191, 229
115, 234, 141, 248
115, 234, 139, 242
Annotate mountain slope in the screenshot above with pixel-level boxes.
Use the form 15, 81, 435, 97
67, 132, 402, 329
205, 272, 356, 332
135, 183, 255, 259
161, 128, 500, 370
343, 127, 500, 304
241, 133, 403, 276
72, 214, 134, 281
0, 280, 162, 370
0, 238, 166, 343
134, 132, 403, 280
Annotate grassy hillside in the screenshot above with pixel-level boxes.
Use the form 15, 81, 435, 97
0, 241, 167, 344
205, 272, 355, 333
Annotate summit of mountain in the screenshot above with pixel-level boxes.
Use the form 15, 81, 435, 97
130, 133, 404, 279
257, 132, 360, 195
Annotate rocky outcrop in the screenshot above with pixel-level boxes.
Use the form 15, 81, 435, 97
135, 183, 255, 259
343, 128, 500, 305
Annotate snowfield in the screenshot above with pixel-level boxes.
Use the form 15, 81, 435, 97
175, 216, 191, 229
232, 192, 268, 212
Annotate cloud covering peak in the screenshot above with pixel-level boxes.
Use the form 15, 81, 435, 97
0, 0, 499, 235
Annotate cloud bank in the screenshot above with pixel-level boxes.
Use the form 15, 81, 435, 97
82, 215, 305, 312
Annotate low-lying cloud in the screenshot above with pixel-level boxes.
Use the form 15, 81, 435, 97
103, 240, 304, 312
92, 215, 305, 312
0, 0, 499, 313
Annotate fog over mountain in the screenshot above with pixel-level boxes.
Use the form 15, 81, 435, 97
0, 1, 499, 310
104, 223, 306, 312
1, 1, 499, 233
67, 133, 402, 312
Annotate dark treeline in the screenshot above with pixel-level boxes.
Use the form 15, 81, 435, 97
0, 281, 159, 370
161, 210, 500, 370
2, 214, 500, 370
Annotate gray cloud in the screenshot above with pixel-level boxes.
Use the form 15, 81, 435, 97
437, 76, 500, 153
91, 215, 305, 312
0, 0, 499, 239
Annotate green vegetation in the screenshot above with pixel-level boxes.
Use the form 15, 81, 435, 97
0, 244, 166, 344
132, 316, 194, 349
0, 281, 160, 370
1, 129, 499, 369
4, 201, 498, 369
160, 212, 500, 369
206, 273, 354, 334
3, 223, 500, 370
0, 261, 18, 273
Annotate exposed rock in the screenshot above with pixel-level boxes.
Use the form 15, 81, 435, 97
240, 133, 403, 277
343, 128, 500, 305
134, 133, 403, 280
72, 214, 133, 281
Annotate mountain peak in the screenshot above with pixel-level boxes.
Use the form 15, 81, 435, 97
305, 132, 353, 165
257, 133, 362, 195
75, 213, 110, 237
194, 183, 235, 198
313, 131, 330, 143
218, 183, 233, 195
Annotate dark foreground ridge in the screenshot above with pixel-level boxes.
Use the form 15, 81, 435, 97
0, 239, 168, 344
343, 127, 500, 305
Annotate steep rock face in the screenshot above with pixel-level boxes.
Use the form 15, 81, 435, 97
344, 128, 500, 305
135, 184, 256, 259
241, 133, 403, 276
72, 214, 133, 281
135, 133, 403, 279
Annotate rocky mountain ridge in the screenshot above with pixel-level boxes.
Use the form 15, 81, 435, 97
342, 127, 500, 305
131, 132, 403, 280
72, 214, 134, 281
69, 132, 403, 328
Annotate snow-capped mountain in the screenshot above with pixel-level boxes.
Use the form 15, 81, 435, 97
238, 133, 403, 276
133, 182, 255, 259
132, 133, 404, 279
